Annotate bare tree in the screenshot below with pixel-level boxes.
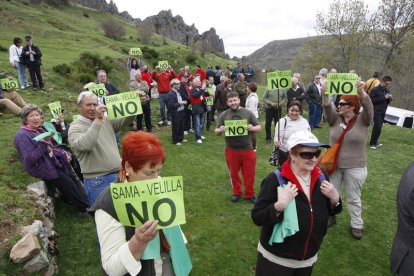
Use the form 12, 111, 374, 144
370, 0, 414, 70
138, 22, 154, 45
101, 18, 125, 40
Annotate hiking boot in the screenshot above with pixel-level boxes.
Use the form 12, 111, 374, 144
351, 228, 362, 240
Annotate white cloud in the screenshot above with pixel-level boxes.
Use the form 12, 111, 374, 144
113, 0, 380, 57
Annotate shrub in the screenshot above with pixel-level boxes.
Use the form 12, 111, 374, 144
83, 12, 89, 18
141, 47, 159, 59
79, 73, 94, 84
185, 53, 197, 64
0, 45, 7, 52
101, 18, 125, 40
52, 63, 71, 75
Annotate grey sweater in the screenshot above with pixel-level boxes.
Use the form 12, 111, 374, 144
323, 96, 373, 168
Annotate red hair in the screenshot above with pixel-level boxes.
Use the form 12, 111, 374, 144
340, 95, 361, 114
121, 131, 166, 173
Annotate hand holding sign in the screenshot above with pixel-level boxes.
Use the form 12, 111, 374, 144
134, 220, 159, 243
48, 102, 62, 119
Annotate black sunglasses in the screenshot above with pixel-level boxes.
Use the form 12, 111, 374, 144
299, 150, 321, 160
337, 102, 351, 106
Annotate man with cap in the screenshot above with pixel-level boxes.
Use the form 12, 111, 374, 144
166, 78, 187, 145
178, 73, 192, 134
22, 35, 44, 91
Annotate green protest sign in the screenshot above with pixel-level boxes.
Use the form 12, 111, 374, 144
89, 83, 106, 97
104, 91, 143, 119
267, 71, 291, 90
224, 119, 248, 136
206, 97, 214, 106
48, 101, 62, 119
129, 47, 143, 56
158, 60, 169, 69
326, 73, 358, 95
1, 78, 19, 90
111, 176, 186, 229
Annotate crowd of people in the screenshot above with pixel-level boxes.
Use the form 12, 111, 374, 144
4, 34, 412, 275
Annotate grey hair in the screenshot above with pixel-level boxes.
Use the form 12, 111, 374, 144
77, 91, 97, 105
20, 104, 43, 124
97, 69, 106, 78
220, 75, 227, 82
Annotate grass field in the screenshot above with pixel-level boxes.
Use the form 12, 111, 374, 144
0, 0, 413, 275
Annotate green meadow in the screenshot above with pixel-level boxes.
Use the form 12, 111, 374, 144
0, 1, 413, 275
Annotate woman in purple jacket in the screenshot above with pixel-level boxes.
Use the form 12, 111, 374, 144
14, 104, 89, 215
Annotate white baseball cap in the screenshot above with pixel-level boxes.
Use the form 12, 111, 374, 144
287, 131, 330, 151
170, 78, 180, 85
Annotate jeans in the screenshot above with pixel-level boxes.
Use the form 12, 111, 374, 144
158, 93, 170, 122
369, 112, 385, 146
308, 102, 322, 128
15, 62, 28, 88
192, 113, 204, 140
83, 172, 118, 205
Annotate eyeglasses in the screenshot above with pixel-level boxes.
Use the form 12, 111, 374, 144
315, 78, 320, 79
299, 150, 321, 160
337, 102, 351, 107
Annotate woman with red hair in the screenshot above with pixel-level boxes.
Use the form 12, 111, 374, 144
322, 81, 373, 240
90, 131, 192, 275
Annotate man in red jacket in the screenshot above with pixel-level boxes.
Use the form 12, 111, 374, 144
151, 65, 176, 125
194, 64, 206, 81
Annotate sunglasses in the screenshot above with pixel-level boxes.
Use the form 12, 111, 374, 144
299, 150, 322, 160
337, 102, 351, 106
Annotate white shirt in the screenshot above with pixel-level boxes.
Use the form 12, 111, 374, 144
274, 116, 311, 151
245, 93, 259, 118
9, 44, 23, 64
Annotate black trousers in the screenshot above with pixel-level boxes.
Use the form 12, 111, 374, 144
255, 252, 313, 276
369, 112, 385, 146
184, 108, 192, 131
136, 102, 152, 132
45, 168, 89, 212
171, 111, 184, 143
27, 62, 44, 88
265, 107, 282, 141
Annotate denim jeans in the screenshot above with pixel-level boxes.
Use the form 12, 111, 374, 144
15, 62, 28, 88
308, 102, 322, 128
192, 113, 204, 140
158, 93, 171, 122
83, 172, 118, 205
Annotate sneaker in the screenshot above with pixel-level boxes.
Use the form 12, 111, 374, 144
247, 197, 256, 204
166, 121, 172, 126
189, 129, 194, 132
175, 143, 182, 146
231, 195, 241, 202
201, 136, 206, 140
33, 87, 38, 91
26, 84, 31, 88
197, 139, 203, 144
327, 216, 336, 227
369, 145, 377, 150
351, 228, 362, 240
182, 139, 188, 143
184, 131, 189, 135
158, 120, 164, 126
377, 143, 383, 147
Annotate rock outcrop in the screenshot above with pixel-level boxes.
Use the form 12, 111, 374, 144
70, 0, 133, 19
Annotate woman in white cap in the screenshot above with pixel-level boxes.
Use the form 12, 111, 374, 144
252, 130, 342, 275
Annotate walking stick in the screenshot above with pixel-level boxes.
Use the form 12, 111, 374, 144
276, 88, 281, 168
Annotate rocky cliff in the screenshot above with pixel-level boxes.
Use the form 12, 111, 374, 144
70, 0, 133, 20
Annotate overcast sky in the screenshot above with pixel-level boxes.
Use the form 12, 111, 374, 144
114, 0, 380, 58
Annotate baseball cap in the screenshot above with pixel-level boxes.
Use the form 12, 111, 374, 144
287, 131, 330, 151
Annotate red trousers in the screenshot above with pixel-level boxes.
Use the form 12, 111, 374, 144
225, 146, 256, 198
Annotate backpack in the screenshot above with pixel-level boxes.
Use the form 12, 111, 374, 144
273, 169, 326, 187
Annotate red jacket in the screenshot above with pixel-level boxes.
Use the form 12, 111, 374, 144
195, 69, 206, 81
151, 71, 176, 93
141, 71, 153, 88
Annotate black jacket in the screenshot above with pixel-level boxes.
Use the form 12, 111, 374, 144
252, 162, 342, 260
166, 90, 184, 115
306, 82, 322, 105
370, 84, 391, 114
22, 44, 42, 66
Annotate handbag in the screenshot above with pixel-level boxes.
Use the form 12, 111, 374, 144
318, 114, 358, 174
16, 48, 24, 63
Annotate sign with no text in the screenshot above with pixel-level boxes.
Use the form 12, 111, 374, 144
326, 73, 358, 95
129, 47, 143, 56
89, 84, 106, 97
48, 101, 62, 119
104, 91, 142, 119
224, 119, 248, 136
267, 70, 291, 90
111, 176, 185, 229
1, 78, 19, 90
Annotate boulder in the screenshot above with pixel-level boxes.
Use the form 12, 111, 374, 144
27, 181, 47, 197
10, 233, 41, 263
23, 251, 49, 273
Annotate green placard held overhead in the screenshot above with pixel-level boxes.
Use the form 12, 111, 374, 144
129, 47, 143, 56
1, 78, 19, 90
266, 70, 292, 90
158, 60, 169, 69
224, 119, 248, 136
104, 91, 143, 119
326, 73, 358, 95
48, 101, 62, 119
89, 83, 106, 97
110, 176, 186, 229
